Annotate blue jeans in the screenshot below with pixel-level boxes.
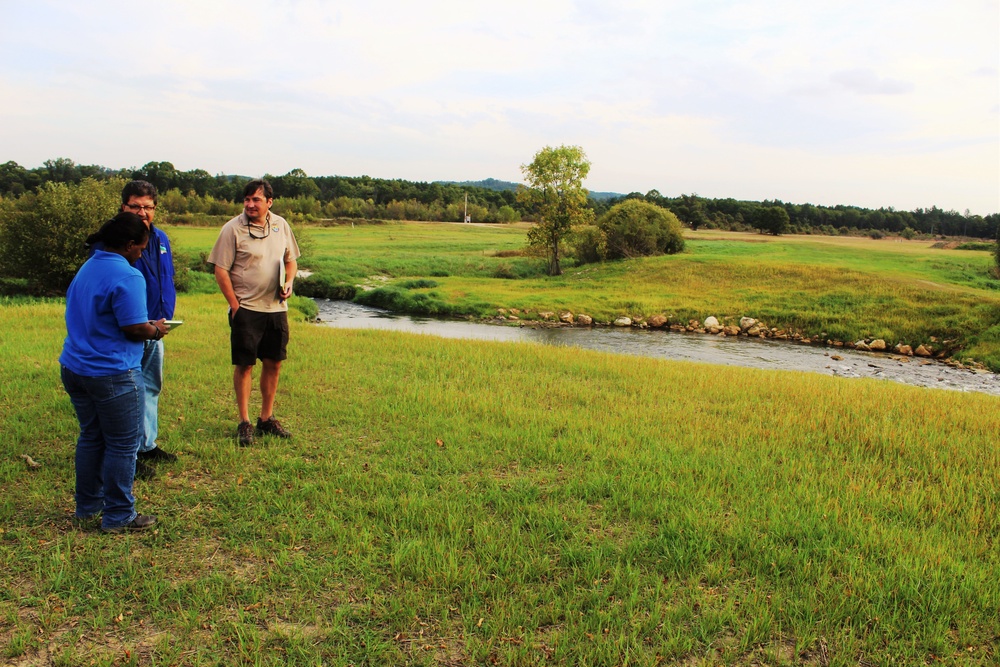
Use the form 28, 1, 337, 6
61, 366, 144, 530
140, 339, 164, 453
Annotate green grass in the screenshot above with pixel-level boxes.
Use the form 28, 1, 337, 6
1, 294, 998, 665
166, 223, 1000, 370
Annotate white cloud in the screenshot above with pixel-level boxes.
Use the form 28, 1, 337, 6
0, 0, 996, 213
830, 69, 914, 96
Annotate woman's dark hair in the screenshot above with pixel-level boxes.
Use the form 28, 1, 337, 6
85, 211, 149, 250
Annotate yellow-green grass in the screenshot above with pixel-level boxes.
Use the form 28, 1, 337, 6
166, 222, 1000, 370
1, 294, 998, 665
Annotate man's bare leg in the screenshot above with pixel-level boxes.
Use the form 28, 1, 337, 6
259, 359, 282, 422
234, 365, 254, 423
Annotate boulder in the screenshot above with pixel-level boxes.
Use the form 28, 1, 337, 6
869, 339, 887, 351
894, 344, 913, 356
538, 311, 555, 321
915, 344, 933, 357
739, 317, 756, 330
746, 326, 761, 336
614, 317, 632, 327
704, 316, 720, 328
854, 340, 871, 351
559, 311, 574, 324
577, 314, 593, 326
723, 325, 741, 336
648, 315, 667, 328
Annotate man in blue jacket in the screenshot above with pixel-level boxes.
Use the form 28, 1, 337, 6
120, 180, 178, 477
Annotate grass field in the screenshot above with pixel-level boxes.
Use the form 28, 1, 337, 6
1, 290, 998, 666
166, 223, 1000, 371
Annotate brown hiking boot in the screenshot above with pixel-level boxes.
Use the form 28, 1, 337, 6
101, 513, 157, 534
256, 417, 291, 438
237, 420, 254, 447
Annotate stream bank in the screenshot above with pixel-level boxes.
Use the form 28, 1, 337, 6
314, 300, 1000, 396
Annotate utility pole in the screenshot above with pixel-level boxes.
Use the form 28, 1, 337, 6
464, 192, 469, 223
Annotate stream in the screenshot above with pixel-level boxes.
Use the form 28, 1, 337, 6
314, 300, 1000, 396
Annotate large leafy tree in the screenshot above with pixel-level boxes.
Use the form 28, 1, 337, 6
132, 161, 179, 194
518, 145, 593, 276
756, 205, 790, 235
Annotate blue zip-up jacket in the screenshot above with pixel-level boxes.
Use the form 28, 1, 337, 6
89, 225, 176, 320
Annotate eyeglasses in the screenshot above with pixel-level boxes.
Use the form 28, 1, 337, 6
125, 203, 157, 212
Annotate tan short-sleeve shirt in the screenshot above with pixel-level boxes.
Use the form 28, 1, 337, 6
208, 212, 301, 313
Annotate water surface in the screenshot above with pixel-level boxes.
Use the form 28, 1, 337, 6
315, 300, 1000, 396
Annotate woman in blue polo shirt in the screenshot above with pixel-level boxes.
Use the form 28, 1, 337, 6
60, 212, 170, 533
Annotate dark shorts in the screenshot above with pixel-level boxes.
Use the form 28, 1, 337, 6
229, 308, 289, 366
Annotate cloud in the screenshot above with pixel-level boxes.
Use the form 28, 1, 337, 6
0, 0, 996, 213
830, 69, 914, 96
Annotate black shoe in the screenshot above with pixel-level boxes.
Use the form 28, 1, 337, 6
101, 513, 157, 534
256, 416, 291, 438
237, 420, 254, 447
138, 447, 177, 463
135, 460, 157, 480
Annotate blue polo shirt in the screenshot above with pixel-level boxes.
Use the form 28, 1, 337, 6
90, 225, 176, 320
60, 251, 148, 376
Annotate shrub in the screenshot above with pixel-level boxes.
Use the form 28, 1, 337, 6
0, 178, 125, 294
355, 286, 457, 316
955, 242, 994, 251
496, 205, 521, 223
597, 200, 684, 259
493, 262, 516, 279
571, 225, 607, 264
398, 279, 439, 289
288, 294, 318, 321
295, 274, 357, 300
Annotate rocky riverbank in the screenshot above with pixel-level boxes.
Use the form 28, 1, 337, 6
489, 309, 989, 373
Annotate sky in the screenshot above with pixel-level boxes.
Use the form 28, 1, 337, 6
1, 0, 998, 215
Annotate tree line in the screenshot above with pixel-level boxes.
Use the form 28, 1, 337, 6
1, 158, 997, 239
623, 191, 1000, 241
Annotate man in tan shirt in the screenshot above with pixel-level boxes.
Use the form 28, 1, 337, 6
208, 179, 300, 446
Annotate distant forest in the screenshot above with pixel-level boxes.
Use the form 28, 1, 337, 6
2, 158, 997, 239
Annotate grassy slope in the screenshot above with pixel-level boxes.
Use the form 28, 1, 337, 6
1, 294, 998, 665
